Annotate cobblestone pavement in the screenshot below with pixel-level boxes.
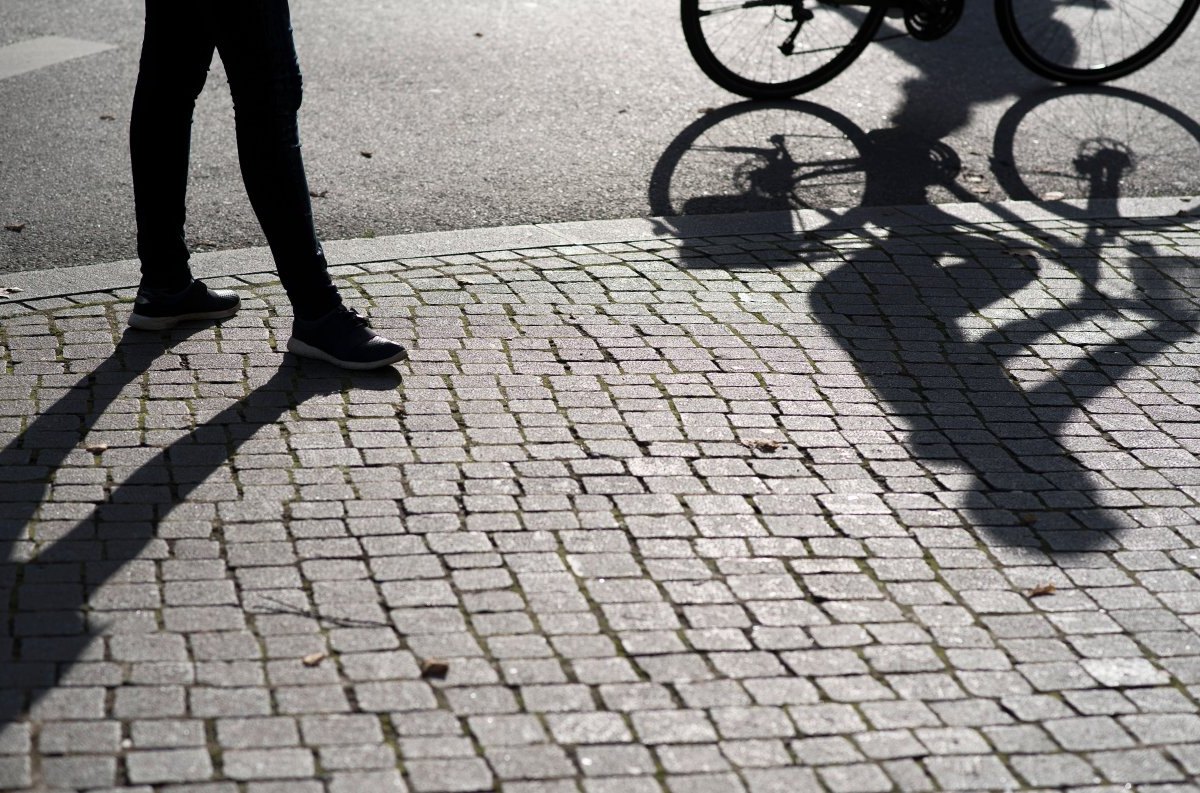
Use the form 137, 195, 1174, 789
3, 206, 1200, 792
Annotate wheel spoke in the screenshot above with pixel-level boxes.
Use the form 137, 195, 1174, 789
1001, 0, 1197, 79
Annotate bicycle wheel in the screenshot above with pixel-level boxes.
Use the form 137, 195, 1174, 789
681, 0, 886, 99
996, 0, 1200, 84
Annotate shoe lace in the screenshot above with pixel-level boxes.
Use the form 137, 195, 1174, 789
340, 307, 369, 329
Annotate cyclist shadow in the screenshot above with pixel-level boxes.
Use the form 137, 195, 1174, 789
810, 232, 1199, 547
649, 88, 1200, 549
0, 324, 401, 731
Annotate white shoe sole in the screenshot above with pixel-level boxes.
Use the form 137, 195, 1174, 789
286, 337, 408, 370
127, 306, 240, 331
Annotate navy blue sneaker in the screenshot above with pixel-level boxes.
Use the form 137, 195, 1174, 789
128, 279, 240, 330
287, 306, 407, 370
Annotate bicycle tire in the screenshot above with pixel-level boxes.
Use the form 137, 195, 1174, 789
995, 0, 1200, 84
681, 0, 886, 99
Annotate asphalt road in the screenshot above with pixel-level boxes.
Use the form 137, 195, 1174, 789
3, 0, 1200, 274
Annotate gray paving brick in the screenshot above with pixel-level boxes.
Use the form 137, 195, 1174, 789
216, 717, 299, 749
299, 714, 384, 745
405, 758, 495, 792
923, 755, 1018, 790
0, 755, 32, 790
577, 743, 655, 776
1010, 753, 1102, 788
328, 769, 408, 793
38, 720, 122, 754
126, 749, 215, 785
131, 719, 208, 749
40, 754, 118, 789
0, 724, 31, 754
1092, 747, 1187, 783
741, 766, 822, 793
485, 744, 576, 779
221, 748, 315, 780
631, 710, 719, 744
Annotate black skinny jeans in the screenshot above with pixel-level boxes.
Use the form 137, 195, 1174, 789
131, 0, 340, 318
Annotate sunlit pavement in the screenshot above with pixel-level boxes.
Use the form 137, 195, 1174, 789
2, 200, 1200, 792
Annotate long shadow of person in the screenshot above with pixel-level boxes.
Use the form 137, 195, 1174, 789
0, 324, 401, 731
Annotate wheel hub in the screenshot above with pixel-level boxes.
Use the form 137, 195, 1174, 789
904, 0, 963, 40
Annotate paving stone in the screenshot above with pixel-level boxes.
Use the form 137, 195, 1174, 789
1010, 754, 1102, 788
131, 720, 208, 749
216, 717, 299, 749
328, 769, 408, 793
1090, 748, 1186, 783
221, 748, 315, 780
1044, 717, 1136, 751
923, 755, 1018, 790
405, 758, 495, 792
485, 744, 576, 780
545, 712, 632, 744
577, 744, 656, 776
0, 756, 32, 789
817, 762, 894, 793
740, 766, 822, 793
126, 749, 215, 784
40, 754, 118, 789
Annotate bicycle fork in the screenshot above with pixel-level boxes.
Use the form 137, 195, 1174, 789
779, 3, 815, 55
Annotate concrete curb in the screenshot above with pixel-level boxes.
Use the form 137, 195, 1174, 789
2, 196, 1196, 304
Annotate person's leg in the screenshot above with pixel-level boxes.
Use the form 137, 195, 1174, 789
213, 0, 404, 368
212, 0, 341, 320
130, 1, 216, 291
128, 1, 241, 330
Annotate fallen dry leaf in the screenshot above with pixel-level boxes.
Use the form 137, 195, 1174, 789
99, 114, 116, 121
0, 286, 23, 296
85, 443, 109, 454
310, 189, 329, 199
421, 658, 450, 679
302, 651, 328, 667
743, 439, 782, 453
1029, 583, 1057, 597
5, 223, 26, 233
360, 150, 373, 159
1041, 191, 1066, 201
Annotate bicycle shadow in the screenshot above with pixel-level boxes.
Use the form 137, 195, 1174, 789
663, 0, 1146, 214
0, 324, 401, 732
647, 87, 1200, 549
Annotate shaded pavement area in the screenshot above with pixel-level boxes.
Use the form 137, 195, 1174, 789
2, 201, 1200, 791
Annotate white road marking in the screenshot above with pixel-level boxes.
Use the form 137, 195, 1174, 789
0, 36, 117, 81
